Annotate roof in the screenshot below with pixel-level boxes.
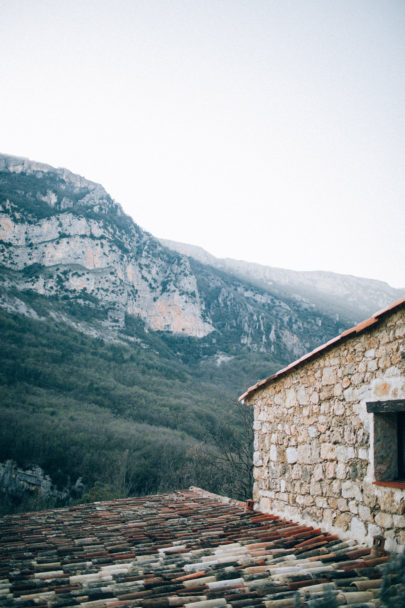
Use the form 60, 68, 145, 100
239, 297, 405, 403
0, 487, 390, 607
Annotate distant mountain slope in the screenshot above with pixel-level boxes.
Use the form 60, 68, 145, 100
160, 239, 404, 324
0, 153, 347, 363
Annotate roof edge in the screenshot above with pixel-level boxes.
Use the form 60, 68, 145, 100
239, 297, 405, 403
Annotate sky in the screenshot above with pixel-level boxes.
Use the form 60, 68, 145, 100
0, 0, 404, 288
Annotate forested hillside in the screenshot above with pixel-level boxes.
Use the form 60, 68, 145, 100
0, 302, 262, 513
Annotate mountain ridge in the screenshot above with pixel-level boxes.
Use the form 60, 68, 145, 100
160, 238, 404, 324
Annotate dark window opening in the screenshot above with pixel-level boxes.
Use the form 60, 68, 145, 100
398, 412, 405, 481
367, 400, 405, 483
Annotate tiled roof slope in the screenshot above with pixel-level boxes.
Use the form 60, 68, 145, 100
0, 488, 389, 607
239, 297, 405, 403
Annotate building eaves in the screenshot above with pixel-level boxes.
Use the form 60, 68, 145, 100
0, 488, 390, 607
239, 297, 405, 404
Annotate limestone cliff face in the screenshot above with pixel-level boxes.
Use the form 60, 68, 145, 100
0, 154, 212, 338
0, 154, 348, 359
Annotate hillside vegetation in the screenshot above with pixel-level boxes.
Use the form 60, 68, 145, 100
0, 299, 272, 513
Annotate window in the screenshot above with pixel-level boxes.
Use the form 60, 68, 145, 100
367, 400, 405, 487
398, 412, 405, 480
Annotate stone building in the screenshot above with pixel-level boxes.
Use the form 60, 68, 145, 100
239, 298, 405, 552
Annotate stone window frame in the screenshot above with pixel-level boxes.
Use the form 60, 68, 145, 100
367, 400, 405, 490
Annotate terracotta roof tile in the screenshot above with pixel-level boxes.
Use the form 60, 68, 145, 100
0, 488, 390, 607
239, 297, 405, 402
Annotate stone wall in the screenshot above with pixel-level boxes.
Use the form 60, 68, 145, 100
246, 308, 405, 552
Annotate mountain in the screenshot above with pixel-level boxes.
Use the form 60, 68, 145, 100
0, 153, 350, 361
0, 153, 398, 512
160, 239, 404, 324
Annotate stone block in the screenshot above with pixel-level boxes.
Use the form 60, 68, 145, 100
375, 511, 393, 529
297, 428, 309, 443
350, 517, 366, 539
367, 359, 377, 372
358, 505, 371, 521
323, 508, 335, 526
330, 479, 342, 496
310, 481, 322, 496
308, 426, 319, 438
341, 481, 362, 501
292, 464, 302, 479
351, 372, 365, 385
320, 386, 335, 400
343, 387, 356, 402
344, 425, 356, 445
335, 512, 352, 531
297, 387, 309, 405
257, 409, 268, 421
362, 485, 378, 509
337, 498, 348, 512
333, 400, 345, 415
315, 496, 328, 508
336, 445, 355, 462
342, 377, 351, 389
379, 490, 396, 513
285, 388, 297, 407
330, 427, 344, 443
253, 451, 263, 466
313, 464, 323, 481
318, 423, 329, 435
297, 444, 312, 464
393, 515, 405, 528
386, 365, 400, 377
269, 444, 277, 462
325, 462, 336, 478
358, 448, 368, 460
286, 447, 297, 464
334, 383, 343, 397
328, 497, 338, 509
322, 366, 337, 385
358, 360, 366, 373
301, 465, 312, 482
320, 443, 336, 460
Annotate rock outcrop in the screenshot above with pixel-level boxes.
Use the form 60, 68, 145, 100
0, 154, 212, 338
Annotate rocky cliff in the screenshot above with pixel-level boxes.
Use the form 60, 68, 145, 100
0, 153, 350, 362
0, 154, 212, 338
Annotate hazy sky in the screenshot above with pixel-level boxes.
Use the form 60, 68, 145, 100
1, 0, 404, 287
